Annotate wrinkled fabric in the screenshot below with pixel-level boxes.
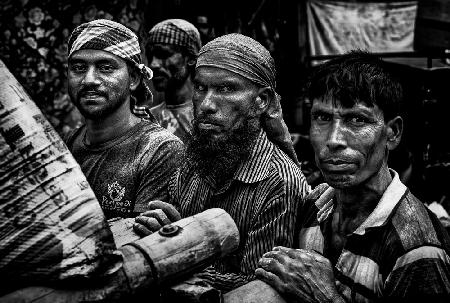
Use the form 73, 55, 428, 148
196, 33, 299, 166
147, 19, 202, 55
68, 19, 153, 106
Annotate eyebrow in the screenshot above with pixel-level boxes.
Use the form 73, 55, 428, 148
68, 58, 118, 65
311, 104, 375, 116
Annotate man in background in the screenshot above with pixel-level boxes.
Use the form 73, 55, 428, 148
65, 19, 183, 219
145, 19, 201, 142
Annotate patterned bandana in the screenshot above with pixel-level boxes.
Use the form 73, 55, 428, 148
147, 19, 202, 55
68, 19, 153, 81
68, 19, 154, 114
196, 33, 299, 166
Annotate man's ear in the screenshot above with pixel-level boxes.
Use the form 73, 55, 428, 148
129, 68, 141, 91
254, 87, 272, 115
386, 116, 403, 151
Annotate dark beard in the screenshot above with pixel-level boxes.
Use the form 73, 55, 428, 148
185, 116, 261, 184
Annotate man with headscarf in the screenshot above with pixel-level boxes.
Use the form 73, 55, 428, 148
134, 33, 310, 291
64, 19, 183, 219
144, 19, 201, 142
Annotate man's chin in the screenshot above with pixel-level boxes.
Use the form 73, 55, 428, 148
323, 173, 356, 189
76, 107, 111, 120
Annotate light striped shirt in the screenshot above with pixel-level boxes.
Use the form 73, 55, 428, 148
169, 130, 310, 291
297, 170, 450, 302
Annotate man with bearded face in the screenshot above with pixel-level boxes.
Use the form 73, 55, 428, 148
64, 19, 183, 219
145, 19, 201, 142
256, 51, 450, 302
134, 33, 310, 292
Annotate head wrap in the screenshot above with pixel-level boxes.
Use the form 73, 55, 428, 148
68, 19, 154, 112
196, 33, 299, 166
147, 19, 202, 55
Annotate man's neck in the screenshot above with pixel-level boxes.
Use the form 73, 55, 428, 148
84, 101, 141, 145
164, 77, 193, 106
334, 164, 392, 226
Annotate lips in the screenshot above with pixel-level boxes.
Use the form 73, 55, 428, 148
320, 158, 355, 172
198, 122, 220, 130
195, 118, 222, 131
80, 90, 105, 100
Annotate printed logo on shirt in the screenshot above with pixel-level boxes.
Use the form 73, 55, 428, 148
101, 181, 132, 214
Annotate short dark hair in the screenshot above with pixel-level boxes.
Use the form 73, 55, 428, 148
307, 50, 402, 121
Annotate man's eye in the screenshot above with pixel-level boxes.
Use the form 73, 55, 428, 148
70, 64, 86, 73
98, 64, 114, 72
194, 83, 206, 92
347, 116, 369, 124
153, 50, 171, 60
217, 85, 232, 93
312, 113, 331, 122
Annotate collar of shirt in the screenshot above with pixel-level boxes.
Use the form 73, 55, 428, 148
315, 169, 407, 235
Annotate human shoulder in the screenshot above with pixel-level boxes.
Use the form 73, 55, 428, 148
134, 120, 183, 161
384, 191, 450, 299
63, 124, 86, 150
266, 144, 311, 194
390, 190, 448, 250
138, 119, 183, 145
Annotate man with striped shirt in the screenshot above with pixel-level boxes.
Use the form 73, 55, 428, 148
133, 34, 310, 292
256, 51, 450, 302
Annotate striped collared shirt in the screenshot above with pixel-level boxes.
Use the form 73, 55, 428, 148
169, 130, 310, 291
298, 170, 450, 302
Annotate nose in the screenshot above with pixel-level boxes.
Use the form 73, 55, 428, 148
326, 119, 346, 151
150, 57, 162, 70
198, 90, 219, 115
81, 66, 100, 86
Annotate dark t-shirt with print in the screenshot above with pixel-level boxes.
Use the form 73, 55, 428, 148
65, 120, 183, 219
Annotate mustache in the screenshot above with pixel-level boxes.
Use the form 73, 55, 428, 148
78, 86, 107, 97
320, 155, 355, 164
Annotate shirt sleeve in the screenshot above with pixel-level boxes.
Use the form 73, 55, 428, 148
197, 188, 305, 292
133, 138, 183, 213
384, 245, 450, 302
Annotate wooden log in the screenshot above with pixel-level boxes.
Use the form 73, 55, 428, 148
125, 207, 240, 285
1, 208, 240, 302
223, 280, 286, 303
108, 217, 140, 247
